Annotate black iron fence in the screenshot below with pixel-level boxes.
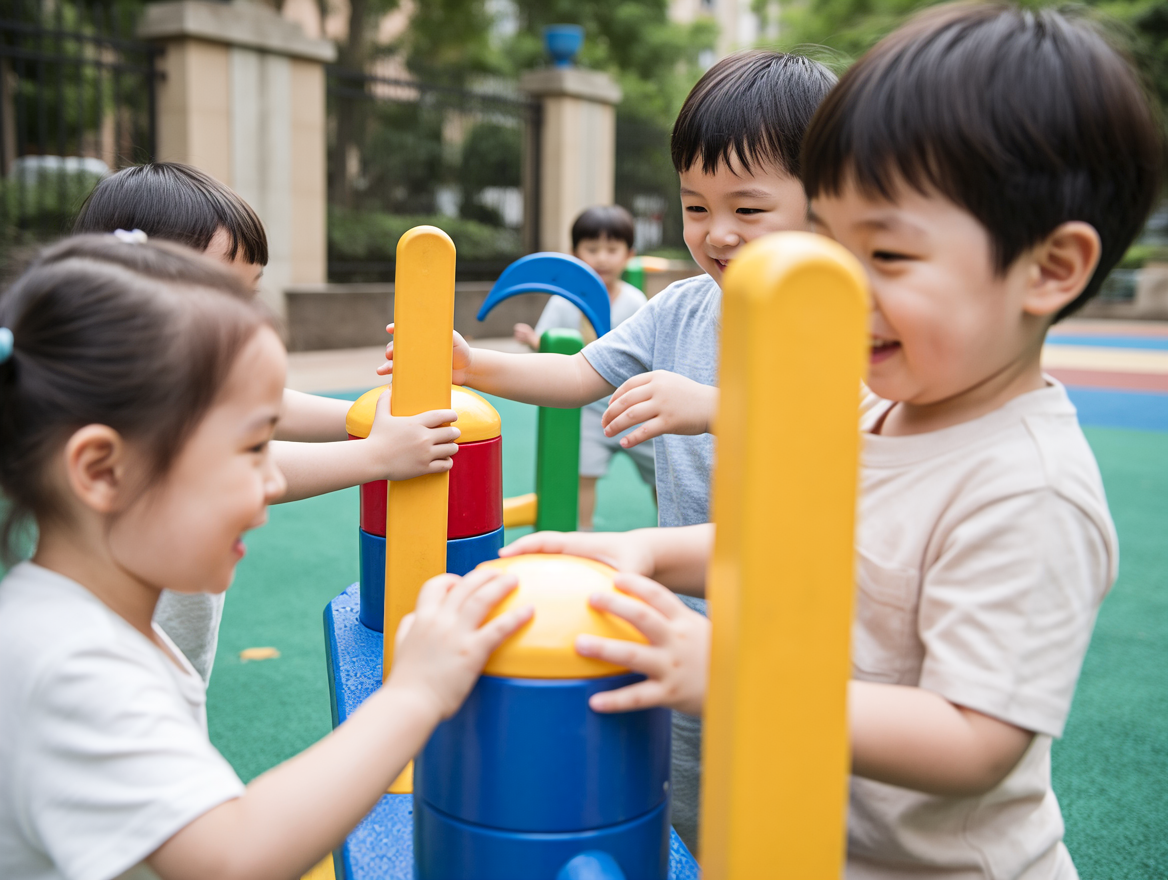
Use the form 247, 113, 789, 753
615, 114, 686, 257
0, 0, 160, 265
327, 67, 540, 282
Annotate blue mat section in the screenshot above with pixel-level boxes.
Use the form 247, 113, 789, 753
1065, 387, 1168, 433
1049, 334, 1168, 350
324, 583, 700, 880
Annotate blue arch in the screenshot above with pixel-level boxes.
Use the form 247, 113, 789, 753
477, 253, 612, 337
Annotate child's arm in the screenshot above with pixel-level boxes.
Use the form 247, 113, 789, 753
501, 524, 715, 597
601, 372, 719, 449
272, 392, 460, 503
275, 389, 352, 442
582, 591, 1036, 797
377, 324, 614, 408
147, 568, 533, 880
848, 682, 1034, 796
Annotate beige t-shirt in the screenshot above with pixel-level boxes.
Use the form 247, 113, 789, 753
848, 381, 1116, 880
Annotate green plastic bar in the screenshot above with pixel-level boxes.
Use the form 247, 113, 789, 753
535, 328, 584, 531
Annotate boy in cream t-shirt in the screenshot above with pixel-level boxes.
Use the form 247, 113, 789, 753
505, 5, 1159, 875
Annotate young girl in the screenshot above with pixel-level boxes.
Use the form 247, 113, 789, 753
0, 236, 532, 880
74, 162, 461, 682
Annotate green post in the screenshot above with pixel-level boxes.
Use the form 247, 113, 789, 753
623, 256, 646, 292
535, 328, 584, 531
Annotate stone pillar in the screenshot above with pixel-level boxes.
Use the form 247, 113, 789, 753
138, 0, 335, 318
519, 68, 622, 255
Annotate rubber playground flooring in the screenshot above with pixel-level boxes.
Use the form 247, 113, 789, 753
208, 355, 1167, 878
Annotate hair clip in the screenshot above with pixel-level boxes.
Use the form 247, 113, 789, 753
112, 229, 148, 245
0, 328, 13, 364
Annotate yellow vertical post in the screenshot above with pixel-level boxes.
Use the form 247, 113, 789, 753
383, 227, 455, 794
384, 226, 456, 668
699, 232, 869, 878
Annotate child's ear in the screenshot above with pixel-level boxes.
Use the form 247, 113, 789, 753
62, 425, 130, 514
1024, 221, 1102, 317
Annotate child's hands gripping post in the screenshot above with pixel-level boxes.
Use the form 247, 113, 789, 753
387, 567, 534, 720
575, 573, 710, 717
377, 323, 475, 385
602, 371, 719, 449
367, 389, 461, 480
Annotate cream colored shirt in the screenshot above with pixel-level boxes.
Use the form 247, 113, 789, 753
848, 381, 1116, 880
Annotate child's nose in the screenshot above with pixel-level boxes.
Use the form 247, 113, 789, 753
708, 223, 741, 248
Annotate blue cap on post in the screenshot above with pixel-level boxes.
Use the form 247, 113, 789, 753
543, 24, 584, 68
477, 253, 611, 338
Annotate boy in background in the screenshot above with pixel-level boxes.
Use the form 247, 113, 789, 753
74, 163, 460, 682
510, 5, 1161, 875
382, 51, 838, 851
514, 205, 655, 529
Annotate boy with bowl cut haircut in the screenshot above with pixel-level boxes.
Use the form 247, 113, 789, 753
379, 50, 836, 850
512, 4, 1161, 876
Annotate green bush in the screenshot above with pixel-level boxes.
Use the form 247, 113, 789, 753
1118, 242, 1168, 269
0, 170, 104, 262
328, 208, 523, 263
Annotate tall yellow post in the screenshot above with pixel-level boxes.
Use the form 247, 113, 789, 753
699, 232, 869, 878
384, 226, 456, 669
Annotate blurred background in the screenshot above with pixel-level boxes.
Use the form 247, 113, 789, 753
3, 0, 1167, 301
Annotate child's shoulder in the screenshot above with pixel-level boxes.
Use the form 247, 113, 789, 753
867, 382, 1113, 540
652, 272, 720, 308
0, 564, 159, 697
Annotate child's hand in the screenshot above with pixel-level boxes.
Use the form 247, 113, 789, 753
376, 323, 474, 384
513, 322, 539, 349
501, 530, 655, 578
575, 573, 710, 716
388, 568, 533, 721
366, 390, 461, 480
601, 371, 718, 448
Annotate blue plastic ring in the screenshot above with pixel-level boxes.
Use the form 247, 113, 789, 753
0, 328, 13, 363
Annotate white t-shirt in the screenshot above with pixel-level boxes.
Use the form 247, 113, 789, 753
849, 381, 1117, 880
0, 563, 245, 880
534, 280, 648, 414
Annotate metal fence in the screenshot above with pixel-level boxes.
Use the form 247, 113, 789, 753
327, 67, 540, 282
0, 0, 160, 264
615, 114, 686, 256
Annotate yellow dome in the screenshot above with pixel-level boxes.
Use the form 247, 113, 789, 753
478, 554, 649, 679
345, 383, 501, 443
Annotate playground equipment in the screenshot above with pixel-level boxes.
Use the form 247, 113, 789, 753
478, 253, 612, 533
414, 554, 672, 879
321, 227, 869, 879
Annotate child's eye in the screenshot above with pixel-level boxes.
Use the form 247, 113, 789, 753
249, 441, 269, 454
685, 205, 708, 214
873, 250, 912, 262
736, 208, 764, 215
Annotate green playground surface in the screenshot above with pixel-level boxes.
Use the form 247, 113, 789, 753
207, 392, 1167, 878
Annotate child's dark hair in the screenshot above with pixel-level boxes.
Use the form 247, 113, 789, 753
0, 236, 272, 563
572, 205, 636, 250
671, 50, 837, 178
802, 3, 1164, 320
74, 162, 269, 266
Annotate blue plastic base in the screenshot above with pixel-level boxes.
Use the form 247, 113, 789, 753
324, 584, 700, 880
358, 527, 505, 631
414, 798, 669, 880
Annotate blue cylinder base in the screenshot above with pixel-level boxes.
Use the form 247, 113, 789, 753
418, 673, 671, 832
413, 797, 670, 880
358, 527, 504, 632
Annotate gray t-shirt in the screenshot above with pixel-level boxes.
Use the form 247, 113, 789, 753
581, 272, 718, 853
581, 273, 719, 529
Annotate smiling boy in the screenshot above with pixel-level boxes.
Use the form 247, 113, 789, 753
509, 5, 1162, 876
380, 50, 836, 850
